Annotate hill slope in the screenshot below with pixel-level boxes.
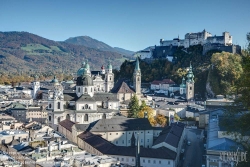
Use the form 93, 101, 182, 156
64, 36, 134, 56
0, 32, 128, 73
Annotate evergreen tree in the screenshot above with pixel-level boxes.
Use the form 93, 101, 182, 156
128, 95, 140, 118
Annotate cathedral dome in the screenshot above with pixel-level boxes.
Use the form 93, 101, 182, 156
76, 74, 93, 86
77, 68, 86, 77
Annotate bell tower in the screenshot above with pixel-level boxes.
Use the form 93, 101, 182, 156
106, 58, 114, 92
186, 62, 194, 101
133, 57, 141, 94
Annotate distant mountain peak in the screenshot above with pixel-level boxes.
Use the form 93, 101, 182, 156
64, 36, 134, 56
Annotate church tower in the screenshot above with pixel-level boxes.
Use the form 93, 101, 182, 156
106, 59, 114, 92
47, 76, 65, 130
32, 75, 40, 99
133, 57, 141, 94
186, 63, 194, 101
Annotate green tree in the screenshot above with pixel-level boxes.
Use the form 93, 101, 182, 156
174, 113, 180, 121
127, 95, 140, 118
222, 33, 250, 167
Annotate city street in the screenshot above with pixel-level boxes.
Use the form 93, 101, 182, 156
182, 128, 204, 167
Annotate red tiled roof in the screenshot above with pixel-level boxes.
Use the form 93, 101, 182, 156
58, 119, 75, 132
151, 79, 175, 85
151, 80, 162, 85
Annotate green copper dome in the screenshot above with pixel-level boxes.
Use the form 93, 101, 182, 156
51, 76, 58, 83
180, 77, 186, 88
186, 63, 194, 82
107, 58, 112, 69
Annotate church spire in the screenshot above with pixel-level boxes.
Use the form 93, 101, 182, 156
135, 57, 140, 71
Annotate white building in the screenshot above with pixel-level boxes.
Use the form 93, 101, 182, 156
47, 60, 119, 130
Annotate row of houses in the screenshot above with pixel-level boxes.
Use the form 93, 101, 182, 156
58, 117, 186, 167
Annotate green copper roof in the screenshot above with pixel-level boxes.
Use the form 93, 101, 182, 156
107, 58, 112, 69
51, 76, 58, 83
135, 57, 140, 71
186, 62, 194, 82
180, 77, 186, 88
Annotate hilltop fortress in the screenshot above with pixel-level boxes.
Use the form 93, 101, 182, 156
135, 29, 241, 59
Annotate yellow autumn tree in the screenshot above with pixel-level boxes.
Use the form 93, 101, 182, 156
138, 101, 156, 126
155, 114, 167, 127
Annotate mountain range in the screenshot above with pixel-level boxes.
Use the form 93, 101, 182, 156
0, 32, 134, 74
64, 36, 134, 56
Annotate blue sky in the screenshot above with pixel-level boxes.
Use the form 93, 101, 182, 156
1, 0, 250, 51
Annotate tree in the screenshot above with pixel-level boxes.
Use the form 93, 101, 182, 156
222, 33, 250, 167
138, 102, 156, 126
174, 113, 180, 121
210, 52, 243, 94
127, 95, 140, 118
155, 114, 167, 127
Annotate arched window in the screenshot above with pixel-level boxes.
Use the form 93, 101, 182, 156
85, 87, 87, 93
84, 114, 88, 122
49, 104, 51, 108
102, 114, 106, 119
66, 114, 70, 120
49, 116, 51, 121
57, 102, 60, 109
110, 77, 111, 81
91, 88, 92, 92
137, 77, 140, 81
85, 104, 88, 109
78, 87, 80, 92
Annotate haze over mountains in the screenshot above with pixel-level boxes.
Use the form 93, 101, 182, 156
0, 32, 134, 74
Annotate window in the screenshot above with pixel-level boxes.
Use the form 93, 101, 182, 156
85, 104, 88, 109
190, 86, 192, 90
121, 158, 124, 161
128, 140, 130, 143
49, 104, 51, 108
122, 140, 124, 144
110, 77, 111, 81
132, 158, 134, 162
147, 139, 150, 142
116, 141, 118, 144
143, 159, 145, 163
153, 160, 156, 164
141, 139, 143, 143
84, 114, 88, 121
116, 133, 118, 135
49, 116, 51, 121
57, 102, 60, 109
91, 88, 92, 92
117, 158, 119, 161
110, 133, 112, 135
85, 87, 87, 93
78, 87, 80, 92
148, 160, 150, 163
168, 161, 170, 165
159, 161, 161, 164
137, 77, 140, 81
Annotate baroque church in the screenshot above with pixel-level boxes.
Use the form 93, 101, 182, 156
47, 58, 141, 130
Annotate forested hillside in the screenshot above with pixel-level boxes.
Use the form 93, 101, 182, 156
115, 45, 242, 98
0, 32, 127, 74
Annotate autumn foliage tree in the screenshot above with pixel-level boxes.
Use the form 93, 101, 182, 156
155, 114, 167, 127
138, 101, 157, 126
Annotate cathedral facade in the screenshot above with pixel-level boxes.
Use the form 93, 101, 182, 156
47, 60, 119, 130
